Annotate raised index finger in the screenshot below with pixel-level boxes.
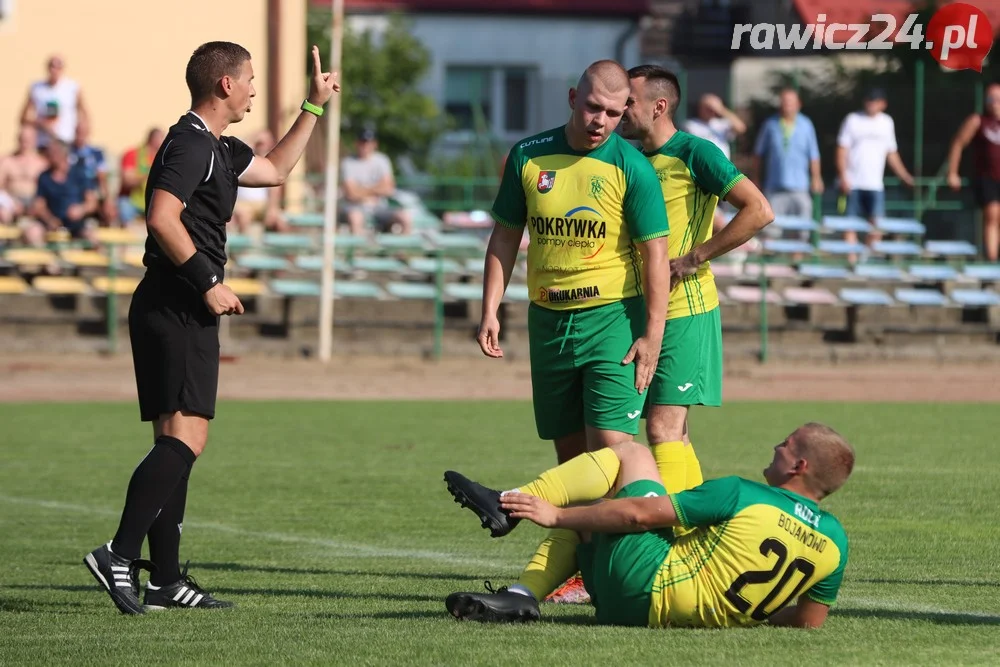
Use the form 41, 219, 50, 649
311, 45, 322, 74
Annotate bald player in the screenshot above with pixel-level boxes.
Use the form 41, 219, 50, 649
470, 59, 669, 604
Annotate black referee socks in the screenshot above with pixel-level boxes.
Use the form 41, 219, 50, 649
110, 436, 197, 561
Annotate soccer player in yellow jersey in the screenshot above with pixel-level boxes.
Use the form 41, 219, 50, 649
619, 65, 773, 497
445, 422, 853, 629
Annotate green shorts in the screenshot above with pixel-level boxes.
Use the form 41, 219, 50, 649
576, 480, 673, 627
528, 297, 646, 440
647, 307, 723, 409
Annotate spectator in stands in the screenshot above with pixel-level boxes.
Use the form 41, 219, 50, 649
947, 83, 1000, 262
752, 88, 823, 226
684, 93, 746, 160
0, 125, 49, 219
20, 54, 88, 148
339, 127, 412, 236
25, 140, 97, 245
231, 130, 288, 233
118, 128, 164, 225
836, 88, 914, 247
70, 119, 115, 225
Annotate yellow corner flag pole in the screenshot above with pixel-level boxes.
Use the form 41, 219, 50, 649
319, 0, 344, 362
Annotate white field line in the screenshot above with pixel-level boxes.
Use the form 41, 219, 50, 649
0, 494, 514, 571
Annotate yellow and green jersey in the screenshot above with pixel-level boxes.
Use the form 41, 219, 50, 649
652, 477, 848, 628
644, 131, 744, 319
491, 126, 669, 311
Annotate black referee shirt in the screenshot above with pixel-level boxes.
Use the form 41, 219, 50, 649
142, 111, 255, 279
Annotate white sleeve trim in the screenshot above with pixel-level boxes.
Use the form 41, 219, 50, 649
203, 151, 215, 183
238, 155, 255, 180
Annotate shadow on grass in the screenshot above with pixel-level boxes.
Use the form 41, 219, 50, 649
837, 607, 1000, 625
6, 583, 439, 604
0, 597, 87, 614
853, 577, 1000, 588
191, 562, 484, 582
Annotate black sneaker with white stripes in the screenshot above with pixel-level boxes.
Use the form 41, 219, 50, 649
83, 542, 154, 615
143, 563, 234, 611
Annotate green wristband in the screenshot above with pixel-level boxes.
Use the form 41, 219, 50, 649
301, 99, 324, 117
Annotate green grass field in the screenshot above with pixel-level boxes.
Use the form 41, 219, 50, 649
1, 400, 999, 665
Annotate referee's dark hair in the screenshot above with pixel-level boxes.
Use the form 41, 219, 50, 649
627, 65, 681, 118
185, 41, 252, 104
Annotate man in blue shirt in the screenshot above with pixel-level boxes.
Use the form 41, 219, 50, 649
752, 88, 823, 226
70, 120, 114, 224
29, 139, 97, 243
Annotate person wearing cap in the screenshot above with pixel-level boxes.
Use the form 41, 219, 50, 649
835, 88, 914, 248
339, 127, 412, 236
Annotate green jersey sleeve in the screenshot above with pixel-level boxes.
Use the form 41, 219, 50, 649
806, 535, 849, 606
669, 476, 742, 529
490, 145, 527, 229
622, 149, 668, 243
688, 137, 745, 199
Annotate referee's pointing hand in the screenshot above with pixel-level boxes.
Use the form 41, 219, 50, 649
204, 283, 244, 317
308, 45, 341, 108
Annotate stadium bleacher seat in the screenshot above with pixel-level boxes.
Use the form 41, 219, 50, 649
407, 257, 463, 275
0, 275, 29, 294
33, 276, 89, 295
925, 240, 977, 258
710, 263, 743, 279
839, 288, 894, 306
236, 254, 291, 272
293, 255, 352, 273
352, 256, 407, 273
226, 233, 256, 251
0, 227, 21, 241
285, 212, 324, 228
743, 263, 800, 279
894, 288, 949, 307
225, 277, 267, 296
963, 264, 1000, 281
60, 249, 109, 268
872, 240, 923, 257
263, 232, 315, 252
772, 216, 818, 233
782, 286, 839, 305
269, 279, 320, 297
907, 264, 958, 282
426, 231, 485, 252
444, 283, 484, 301
94, 228, 143, 245
91, 276, 140, 294
123, 248, 146, 268
387, 281, 439, 300
818, 240, 867, 256
726, 285, 782, 304
376, 234, 427, 252
6, 248, 57, 268
762, 239, 813, 255
463, 258, 484, 274
798, 264, 851, 280
822, 216, 872, 233
332, 234, 373, 252
853, 264, 907, 281
875, 217, 925, 235
505, 284, 531, 302
950, 289, 1000, 307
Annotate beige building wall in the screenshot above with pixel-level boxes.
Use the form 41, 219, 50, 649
0, 0, 308, 205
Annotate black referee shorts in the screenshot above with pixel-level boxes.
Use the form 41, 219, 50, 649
129, 271, 220, 422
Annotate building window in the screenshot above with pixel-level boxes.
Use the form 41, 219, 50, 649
445, 67, 492, 132
445, 65, 536, 136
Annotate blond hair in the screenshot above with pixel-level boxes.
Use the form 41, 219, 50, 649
796, 422, 855, 499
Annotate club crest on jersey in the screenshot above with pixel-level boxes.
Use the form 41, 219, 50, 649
537, 171, 556, 193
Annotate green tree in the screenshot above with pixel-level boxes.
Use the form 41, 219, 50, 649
307, 11, 445, 169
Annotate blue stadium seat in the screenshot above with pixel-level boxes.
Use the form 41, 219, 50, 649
263, 233, 315, 252
464, 258, 485, 274
427, 231, 485, 252
838, 288, 894, 306
387, 282, 438, 300
335, 281, 385, 299
907, 264, 958, 282
963, 264, 1000, 281
376, 234, 428, 252
226, 233, 256, 251
925, 240, 977, 258
352, 256, 407, 273
818, 240, 867, 256
333, 234, 374, 252
894, 288, 949, 307
799, 264, 851, 280
269, 279, 320, 297
772, 216, 818, 233
407, 257, 463, 274
236, 254, 291, 271
853, 264, 907, 281
875, 217, 925, 235
822, 215, 872, 233
950, 289, 1000, 307
294, 255, 351, 273
444, 283, 484, 301
872, 240, 923, 257
763, 239, 813, 255
505, 284, 531, 302
285, 212, 324, 228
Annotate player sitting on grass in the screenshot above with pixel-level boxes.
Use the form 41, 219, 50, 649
444, 422, 853, 629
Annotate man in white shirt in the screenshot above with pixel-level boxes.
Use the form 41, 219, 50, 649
20, 55, 88, 148
683, 93, 746, 160
339, 128, 412, 236
836, 88, 914, 246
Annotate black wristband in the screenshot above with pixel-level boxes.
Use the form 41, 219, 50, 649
178, 252, 219, 293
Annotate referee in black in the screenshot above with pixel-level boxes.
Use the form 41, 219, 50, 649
84, 42, 339, 614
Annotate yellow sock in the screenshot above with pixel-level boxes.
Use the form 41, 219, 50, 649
686, 443, 704, 488
651, 441, 687, 494
518, 447, 620, 506
516, 529, 580, 600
